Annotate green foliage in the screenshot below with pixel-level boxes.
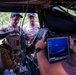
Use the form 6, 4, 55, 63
60, 6, 76, 16
0, 12, 10, 26
0, 12, 39, 27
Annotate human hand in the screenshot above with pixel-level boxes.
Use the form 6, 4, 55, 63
10, 29, 19, 34
69, 36, 76, 52
35, 39, 46, 49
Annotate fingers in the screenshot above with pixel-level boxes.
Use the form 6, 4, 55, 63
14, 30, 19, 33
44, 41, 47, 45
35, 39, 46, 49
11, 30, 19, 34
69, 36, 72, 40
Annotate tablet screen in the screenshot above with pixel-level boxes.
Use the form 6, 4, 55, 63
47, 37, 70, 63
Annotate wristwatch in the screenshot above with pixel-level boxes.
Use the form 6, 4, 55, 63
35, 48, 43, 53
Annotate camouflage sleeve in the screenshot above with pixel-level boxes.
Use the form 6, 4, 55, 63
0, 45, 18, 71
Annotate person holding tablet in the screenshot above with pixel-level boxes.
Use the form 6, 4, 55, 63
35, 36, 76, 75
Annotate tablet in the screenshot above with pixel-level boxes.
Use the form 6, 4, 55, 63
47, 37, 70, 63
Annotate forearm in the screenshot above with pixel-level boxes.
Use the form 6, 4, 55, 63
35, 39, 69, 75
37, 51, 68, 75
72, 46, 76, 53
70, 43, 76, 53
37, 51, 51, 75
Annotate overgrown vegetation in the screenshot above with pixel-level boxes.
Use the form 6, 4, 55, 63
0, 12, 39, 26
